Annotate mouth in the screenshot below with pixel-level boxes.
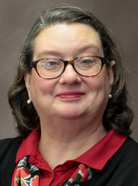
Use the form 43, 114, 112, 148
56, 92, 85, 99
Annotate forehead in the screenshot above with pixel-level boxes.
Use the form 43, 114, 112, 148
33, 23, 103, 58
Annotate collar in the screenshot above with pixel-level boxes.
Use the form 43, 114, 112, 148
16, 129, 40, 162
75, 130, 127, 170
16, 129, 127, 171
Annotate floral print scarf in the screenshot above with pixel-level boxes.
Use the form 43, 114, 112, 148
14, 156, 97, 186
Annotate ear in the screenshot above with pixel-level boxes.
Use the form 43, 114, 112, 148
24, 71, 32, 98
107, 61, 115, 91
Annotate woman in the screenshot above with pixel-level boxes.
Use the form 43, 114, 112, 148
0, 5, 138, 186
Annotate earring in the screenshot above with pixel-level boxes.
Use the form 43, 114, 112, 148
27, 98, 31, 104
109, 94, 112, 99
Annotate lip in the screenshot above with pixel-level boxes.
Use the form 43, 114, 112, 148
56, 92, 85, 99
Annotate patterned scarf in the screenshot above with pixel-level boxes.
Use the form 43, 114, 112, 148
14, 156, 97, 186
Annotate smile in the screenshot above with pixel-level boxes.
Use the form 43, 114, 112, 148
56, 92, 85, 99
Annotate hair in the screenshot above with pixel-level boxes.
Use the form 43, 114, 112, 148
8, 4, 134, 138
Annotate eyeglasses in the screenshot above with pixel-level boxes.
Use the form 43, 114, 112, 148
30, 56, 108, 79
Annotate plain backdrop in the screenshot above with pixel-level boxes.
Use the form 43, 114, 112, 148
0, 0, 138, 141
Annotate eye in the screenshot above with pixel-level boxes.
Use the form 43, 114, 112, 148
39, 59, 60, 67
81, 59, 95, 65
45, 61, 57, 66
79, 57, 97, 66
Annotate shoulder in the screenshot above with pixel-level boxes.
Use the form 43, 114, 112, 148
108, 137, 138, 171
0, 137, 22, 186
105, 137, 138, 185
84, 137, 138, 186
0, 137, 22, 167
118, 137, 138, 171
0, 137, 22, 147
121, 137, 138, 158
0, 137, 22, 160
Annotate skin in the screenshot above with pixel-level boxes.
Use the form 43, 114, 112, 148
24, 23, 115, 169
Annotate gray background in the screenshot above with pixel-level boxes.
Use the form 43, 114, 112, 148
0, 0, 138, 141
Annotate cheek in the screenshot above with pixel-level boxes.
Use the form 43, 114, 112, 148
29, 70, 55, 100
87, 71, 110, 102
88, 77, 107, 93
98, 67, 110, 92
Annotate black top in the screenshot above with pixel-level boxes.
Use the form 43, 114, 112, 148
0, 136, 138, 186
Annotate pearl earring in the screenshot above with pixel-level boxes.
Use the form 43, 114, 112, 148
109, 94, 112, 99
27, 98, 31, 104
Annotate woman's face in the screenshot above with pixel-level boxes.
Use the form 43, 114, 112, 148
25, 23, 114, 124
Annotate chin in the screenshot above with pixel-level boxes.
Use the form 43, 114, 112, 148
55, 109, 85, 120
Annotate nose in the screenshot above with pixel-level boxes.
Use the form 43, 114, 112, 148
59, 64, 81, 85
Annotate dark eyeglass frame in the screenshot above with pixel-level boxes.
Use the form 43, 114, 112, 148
29, 56, 109, 79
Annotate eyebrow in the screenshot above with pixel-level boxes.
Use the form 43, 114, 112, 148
76, 44, 101, 54
35, 44, 101, 59
35, 50, 63, 59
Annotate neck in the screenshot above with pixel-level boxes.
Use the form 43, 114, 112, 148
38, 117, 107, 169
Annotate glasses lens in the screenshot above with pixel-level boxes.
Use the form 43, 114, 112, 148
37, 58, 64, 79
74, 56, 102, 76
